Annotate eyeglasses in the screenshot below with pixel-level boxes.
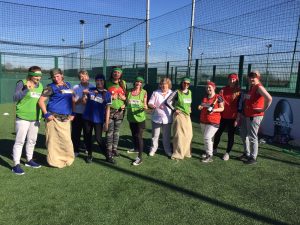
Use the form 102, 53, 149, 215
136, 81, 143, 83
183, 82, 190, 85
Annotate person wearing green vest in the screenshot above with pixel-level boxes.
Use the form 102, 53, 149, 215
166, 77, 193, 160
126, 76, 148, 166
105, 67, 126, 160
11, 66, 43, 175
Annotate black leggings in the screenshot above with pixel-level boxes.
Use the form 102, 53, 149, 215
129, 121, 145, 159
83, 120, 104, 156
213, 118, 236, 153
71, 113, 86, 153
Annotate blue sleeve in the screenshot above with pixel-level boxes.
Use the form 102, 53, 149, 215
13, 80, 29, 102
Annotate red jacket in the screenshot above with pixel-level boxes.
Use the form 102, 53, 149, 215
220, 86, 240, 119
244, 83, 264, 117
200, 94, 222, 125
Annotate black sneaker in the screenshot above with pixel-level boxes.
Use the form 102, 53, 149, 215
106, 157, 116, 164
86, 155, 93, 164
244, 157, 257, 165
238, 153, 249, 161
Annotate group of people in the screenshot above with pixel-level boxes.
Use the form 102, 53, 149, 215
11, 66, 272, 175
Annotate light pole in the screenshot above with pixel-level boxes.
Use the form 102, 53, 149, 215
187, 0, 196, 77
103, 23, 111, 78
265, 43, 272, 87
80, 20, 85, 69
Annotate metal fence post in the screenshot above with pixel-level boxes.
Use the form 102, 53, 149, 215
194, 59, 199, 86
175, 67, 178, 85
246, 63, 252, 91
0, 53, 2, 76
296, 61, 300, 94
238, 55, 244, 85
171, 67, 174, 83
54, 57, 58, 69
212, 65, 216, 82
166, 61, 170, 78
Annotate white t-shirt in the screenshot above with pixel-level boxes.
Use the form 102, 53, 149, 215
148, 89, 173, 124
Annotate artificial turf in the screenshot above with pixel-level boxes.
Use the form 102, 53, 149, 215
0, 103, 299, 225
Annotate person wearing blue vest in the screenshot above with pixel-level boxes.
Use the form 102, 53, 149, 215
82, 74, 112, 163
72, 70, 94, 156
11, 66, 43, 175
38, 68, 75, 168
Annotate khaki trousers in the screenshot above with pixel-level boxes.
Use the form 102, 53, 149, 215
46, 118, 74, 168
172, 113, 193, 159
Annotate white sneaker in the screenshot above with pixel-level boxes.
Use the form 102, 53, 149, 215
127, 148, 138, 154
132, 157, 143, 166
201, 153, 208, 158
149, 150, 155, 157
223, 153, 230, 161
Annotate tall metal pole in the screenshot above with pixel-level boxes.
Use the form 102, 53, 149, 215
80, 20, 85, 69
187, 0, 196, 77
103, 23, 111, 78
265, 43, 272, 87
133, 42, 136, 68
145, 0, 150, 83
289, 16, 300, 85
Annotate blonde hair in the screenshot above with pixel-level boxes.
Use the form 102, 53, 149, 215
159, 77, 172, 89
78, 69, 89, 79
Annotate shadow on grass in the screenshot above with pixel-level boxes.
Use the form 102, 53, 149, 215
93, 159, 289, 225
0, 133, 49, 170
117, 135, 172, 158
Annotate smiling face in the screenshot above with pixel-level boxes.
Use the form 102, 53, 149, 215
248, 75, 259, 86
160, 81, 169, 92
206, 84, 215, 95
228, 77, 238, 87
79, 73, 89, 85
112, 70, 122, 81
135, 80, 143, 89
52, 73, 64, 85
182, 81, 190, 90
30, 76, 42, 85
95, 79, 104, 89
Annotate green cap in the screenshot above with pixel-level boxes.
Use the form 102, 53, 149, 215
113, 68, 123, 74
28, 71, 42, 77
182, 77, 191, 83
135, 76, 144, 83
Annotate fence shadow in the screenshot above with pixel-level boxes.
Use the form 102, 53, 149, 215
92, 158, 289, 225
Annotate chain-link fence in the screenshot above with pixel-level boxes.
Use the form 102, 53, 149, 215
1, 0, 300, 103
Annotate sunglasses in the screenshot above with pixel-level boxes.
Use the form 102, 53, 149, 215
183, 82, 190, 85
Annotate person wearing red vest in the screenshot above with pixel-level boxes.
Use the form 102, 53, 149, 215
198, 81, 224, 163
213, 73, 241, 161
239, 71, 272, 164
